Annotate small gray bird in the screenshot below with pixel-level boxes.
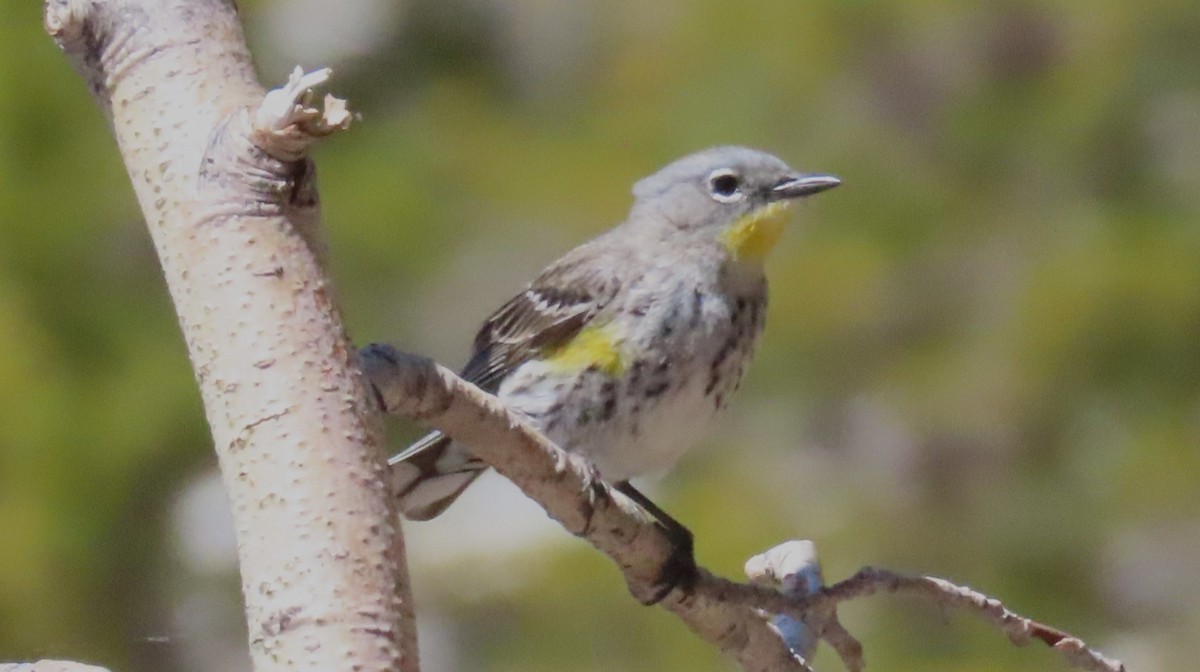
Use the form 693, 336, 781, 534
391, 146, 838, 539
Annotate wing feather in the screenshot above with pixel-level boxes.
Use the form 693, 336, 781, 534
460, 251, 619, 392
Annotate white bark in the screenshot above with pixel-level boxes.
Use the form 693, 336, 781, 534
364, 347, 1126, 672
363, 347, 811, 672
0, 663, 112, 672
43, 2, 416, 671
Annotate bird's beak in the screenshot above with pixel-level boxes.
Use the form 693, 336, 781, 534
769, 173, 841, 201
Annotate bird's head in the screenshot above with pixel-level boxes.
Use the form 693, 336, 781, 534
630, 146, 840, 263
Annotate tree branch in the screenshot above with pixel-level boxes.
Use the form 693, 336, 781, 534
45, 2, 416, 671
744, 540, 860, 671
809, 568, 1124, 672
0, 663, 111, 672
363, 345, 1126, 672
362, 346, 809, 672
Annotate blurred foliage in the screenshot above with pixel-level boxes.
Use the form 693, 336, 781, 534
2, 0, 1199, 671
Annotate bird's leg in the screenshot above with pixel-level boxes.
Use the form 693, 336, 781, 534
614, 480, 698, 605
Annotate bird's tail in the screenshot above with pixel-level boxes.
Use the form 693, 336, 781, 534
389, 430, 487, 520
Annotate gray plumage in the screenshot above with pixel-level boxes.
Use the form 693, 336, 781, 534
391, 146, 839, 520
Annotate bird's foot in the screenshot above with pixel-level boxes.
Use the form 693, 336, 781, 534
614, 480, 699, 605
639, 520, 698, 605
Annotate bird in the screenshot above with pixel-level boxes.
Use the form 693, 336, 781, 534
390, 146, 838, 595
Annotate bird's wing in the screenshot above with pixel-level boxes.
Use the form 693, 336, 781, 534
460, 249, 620, 393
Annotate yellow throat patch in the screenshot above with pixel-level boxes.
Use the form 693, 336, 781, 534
720, 201, 794, 262
543, 324, 627, 376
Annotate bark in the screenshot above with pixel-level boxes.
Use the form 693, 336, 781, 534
0, 663, 112, 672
43, 2, 416, 671
363, 347, 814, 672
364, 346, 1127, 672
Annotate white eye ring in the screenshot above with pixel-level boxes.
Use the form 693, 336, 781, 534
707, 169, 744, 203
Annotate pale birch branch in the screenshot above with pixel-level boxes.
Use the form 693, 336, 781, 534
808, 568, 1124, 672
0, 663, 112, 672
362, 346, 809, 672
362, 346, 1125, 672
744, 540, 857, 671
44, 2, 416, 671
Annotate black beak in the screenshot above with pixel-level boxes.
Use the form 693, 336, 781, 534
769, 173, 841, 201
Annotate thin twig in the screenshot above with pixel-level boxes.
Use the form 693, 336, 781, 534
724, 566, 1126, 672
363, 346, 1125, 672
363, 346, 807, 672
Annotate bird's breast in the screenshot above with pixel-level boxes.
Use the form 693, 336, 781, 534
495, 274, 767, 482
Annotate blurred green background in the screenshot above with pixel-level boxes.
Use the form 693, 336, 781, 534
2, 1, 1199, 670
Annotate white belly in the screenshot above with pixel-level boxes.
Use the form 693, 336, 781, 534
498, 358, 721, 481
496, 268, 764, 483
586, 371, 719, 480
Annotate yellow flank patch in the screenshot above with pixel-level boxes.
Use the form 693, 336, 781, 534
544, 324, 627, 376
721, 201, 794, 262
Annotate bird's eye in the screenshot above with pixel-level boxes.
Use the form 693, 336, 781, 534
707, 170, 743, 202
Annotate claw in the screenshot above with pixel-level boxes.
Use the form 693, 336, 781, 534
579, 461, 605, 502
640, 522, 698, 605
614, 480, 699, 605
572, 461, 608, 538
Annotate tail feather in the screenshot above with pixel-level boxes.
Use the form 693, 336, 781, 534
389, 430, 487, 520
